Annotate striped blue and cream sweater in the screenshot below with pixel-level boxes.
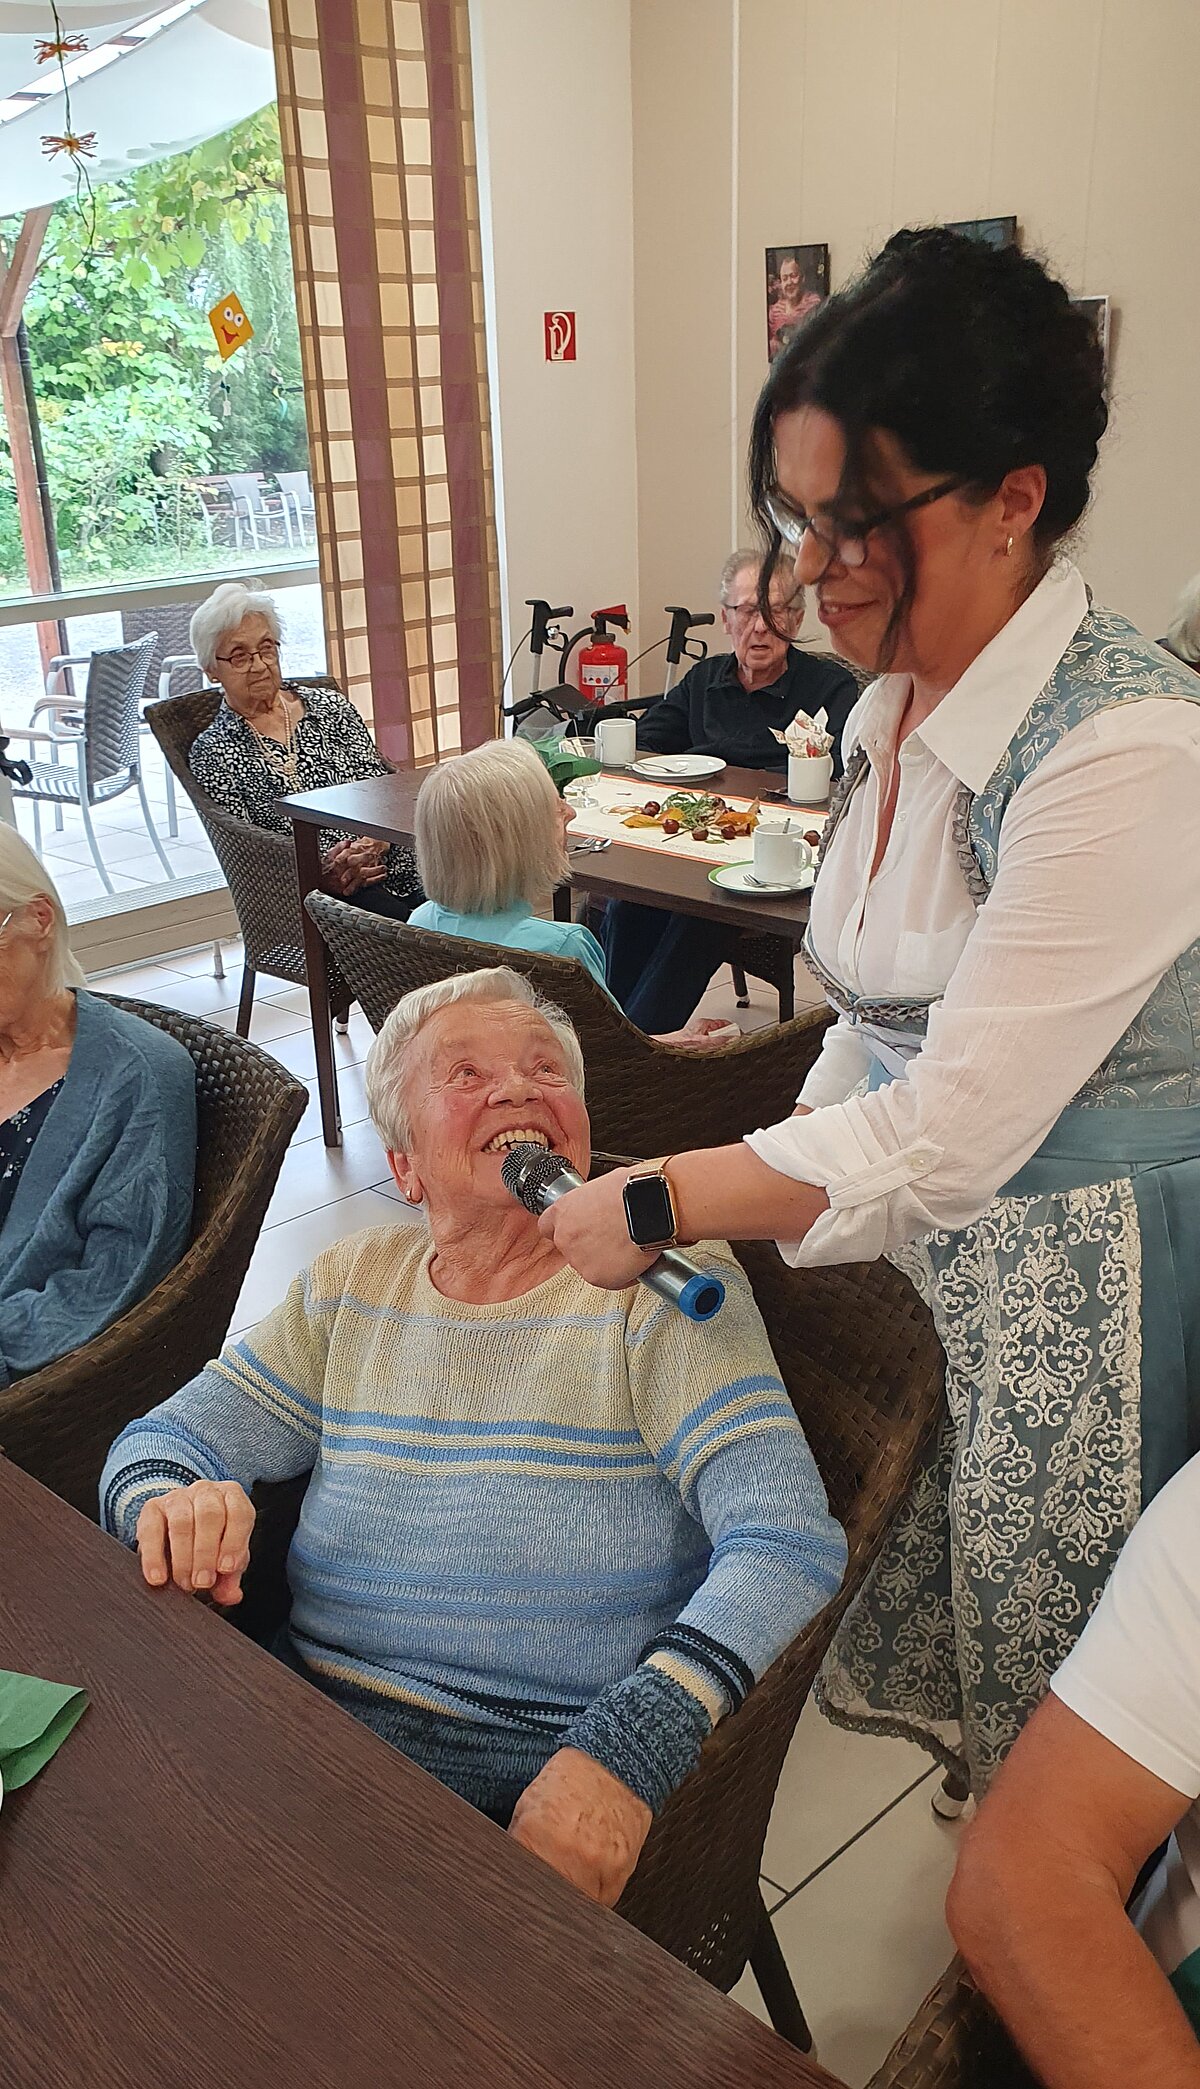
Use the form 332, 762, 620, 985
101, 1224, 846, 1813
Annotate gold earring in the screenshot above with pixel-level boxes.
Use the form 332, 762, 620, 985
1006, 534, 1015, 557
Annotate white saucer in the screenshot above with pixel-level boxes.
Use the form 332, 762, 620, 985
708, 860, 815, 896
630, 754, 728, 783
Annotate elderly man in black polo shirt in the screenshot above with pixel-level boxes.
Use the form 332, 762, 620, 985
601, 550, 859, 1033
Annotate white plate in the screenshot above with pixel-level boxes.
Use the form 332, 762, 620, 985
630, 754, 728, 783
708, 860, 815, 897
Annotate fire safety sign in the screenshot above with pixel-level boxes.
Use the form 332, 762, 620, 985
544, 311, 576, 361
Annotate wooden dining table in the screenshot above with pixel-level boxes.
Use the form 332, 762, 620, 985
281, 763, 815, 1146
0, 1457, 837, 2089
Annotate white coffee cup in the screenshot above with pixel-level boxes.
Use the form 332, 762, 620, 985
788, 751, 834, 804
752, 822, 812, 885
594, 716, 637, 767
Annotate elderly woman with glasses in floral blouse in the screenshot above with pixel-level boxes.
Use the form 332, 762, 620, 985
188, 582, 422, 918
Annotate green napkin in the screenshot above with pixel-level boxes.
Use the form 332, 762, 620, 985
0, 1668, 88, 1792
527, 733, 603, 796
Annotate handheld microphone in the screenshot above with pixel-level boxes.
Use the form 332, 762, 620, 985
501, 1146, 726, 1323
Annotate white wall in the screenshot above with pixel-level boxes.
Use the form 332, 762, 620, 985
474, 0, 1200, 671
469, 0, 640, 701
731, 0, 1200, 636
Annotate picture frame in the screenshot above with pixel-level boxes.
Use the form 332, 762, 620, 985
1070, 295, 1112, 364
945, 216, 1019, 250
766, 243, 830, 363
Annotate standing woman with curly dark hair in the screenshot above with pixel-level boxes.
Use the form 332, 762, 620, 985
538, 228, 1200, 1802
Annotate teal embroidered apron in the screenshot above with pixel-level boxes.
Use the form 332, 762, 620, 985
813, 606, 1200, 1791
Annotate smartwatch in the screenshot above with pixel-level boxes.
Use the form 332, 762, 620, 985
622, 1157, 679, 1251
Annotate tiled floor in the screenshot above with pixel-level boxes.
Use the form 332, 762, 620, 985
90, 938, 960, 2086
9, 736, 219, 909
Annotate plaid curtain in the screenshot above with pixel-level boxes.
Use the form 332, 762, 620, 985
268, 0, 501, 762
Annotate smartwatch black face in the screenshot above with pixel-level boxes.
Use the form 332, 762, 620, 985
623, 1171, 675, 1249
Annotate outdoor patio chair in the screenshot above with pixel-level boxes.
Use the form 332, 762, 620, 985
0, 995, 307, 1521
5, 632, 172, 893
305, 890, 834, 1158
146, 685, 353, 1032
275, 469, 316, 546
866, 1957, 1036, 2088
187, 475, 241, 551
234, 1173, 946, 2052
122, 601, 204, 839
222, 471, 295, 551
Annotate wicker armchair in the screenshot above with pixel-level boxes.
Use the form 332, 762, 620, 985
866, 1958, 1037, 2088
305, 890, 833, 1158
0, 997, 306, 1520
145, 685, 351, 1034
235, 1185, 944, 2041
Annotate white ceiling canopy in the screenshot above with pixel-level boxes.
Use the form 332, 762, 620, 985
0, 0, 276, 217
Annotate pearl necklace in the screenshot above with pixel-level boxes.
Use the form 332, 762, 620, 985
247, 693, 300, 785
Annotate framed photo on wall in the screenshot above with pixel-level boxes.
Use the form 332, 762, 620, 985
766, 243, 830, 362
946, 216, 1019, 250
1071, 295, 1112, 363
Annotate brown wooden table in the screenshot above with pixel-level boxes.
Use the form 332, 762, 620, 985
0, 1458, 836, 2089
281, 765, 814, 1146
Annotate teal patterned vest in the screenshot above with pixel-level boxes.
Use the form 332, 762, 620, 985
805, 605, 1200, 1108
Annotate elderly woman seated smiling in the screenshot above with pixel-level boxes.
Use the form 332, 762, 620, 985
101, 968, 844, 1903
188, 580, 422, 916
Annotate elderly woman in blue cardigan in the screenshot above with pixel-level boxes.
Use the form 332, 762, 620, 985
0, 826, 197, 1385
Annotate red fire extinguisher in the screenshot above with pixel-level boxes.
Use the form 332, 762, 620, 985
573, 605, 630, 707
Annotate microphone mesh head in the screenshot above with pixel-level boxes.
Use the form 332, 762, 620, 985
499, 1144, 564, 1214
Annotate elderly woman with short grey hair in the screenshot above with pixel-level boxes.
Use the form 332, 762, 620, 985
409, 736, 735, 1048
0, 825, 196, 1383
1162, 572, 1200, 672
188, 580, 422, 915
101, 964, 844, 1908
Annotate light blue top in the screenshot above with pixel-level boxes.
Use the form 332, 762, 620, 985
0, 990, 197, 1386
408, 899, 616, 1002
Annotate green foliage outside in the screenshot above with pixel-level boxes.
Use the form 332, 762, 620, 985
0, 104, 311, 594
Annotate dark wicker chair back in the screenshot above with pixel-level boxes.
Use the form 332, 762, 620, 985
146, 685, 348, 999
614, 1238, 944, 1993
305, 890, 833, 1158
866, 1957, 1036, 2088
122, 602, 205, 704
83, 634, 156, 793
0, 996, 307, 1519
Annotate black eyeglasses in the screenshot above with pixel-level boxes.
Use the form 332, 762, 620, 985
215, 638, 280, 672
765, 477, 966, 575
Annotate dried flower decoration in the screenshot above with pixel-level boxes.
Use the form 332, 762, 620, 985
41, 129, 97, 161
34, 32, 88, 62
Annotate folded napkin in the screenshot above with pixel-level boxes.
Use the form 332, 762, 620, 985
770, 706, 833, 759
527, 733, 603, 796
0, 1668, 88, 1793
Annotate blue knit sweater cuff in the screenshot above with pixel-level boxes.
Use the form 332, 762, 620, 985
561, 1665, 712, 1815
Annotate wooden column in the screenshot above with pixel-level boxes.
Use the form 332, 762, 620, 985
0, 207, 64, 680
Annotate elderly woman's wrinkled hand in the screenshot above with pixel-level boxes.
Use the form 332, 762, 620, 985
324, 837, 388, 897
537, 1166, 659, 1292
136, 1479, 256, 1606
508, 1746, 652, 1906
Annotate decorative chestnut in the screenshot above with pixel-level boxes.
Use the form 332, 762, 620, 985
804, 829, 822, 847
692, 826, 709, 842
643, 800, 661, 816
661, 817, 680, 835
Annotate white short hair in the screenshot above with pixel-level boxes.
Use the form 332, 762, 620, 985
1165, 573, 1200, 665
189, 582, 283, 676
414, 738, 567, 915
0, 823, 86, 993
719, 547, 802, 612
365, 966, 585, 1153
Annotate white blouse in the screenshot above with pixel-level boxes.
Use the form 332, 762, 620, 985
744, 561, 1200, 1266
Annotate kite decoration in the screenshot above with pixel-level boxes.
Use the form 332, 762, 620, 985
208, 293, 254, 361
